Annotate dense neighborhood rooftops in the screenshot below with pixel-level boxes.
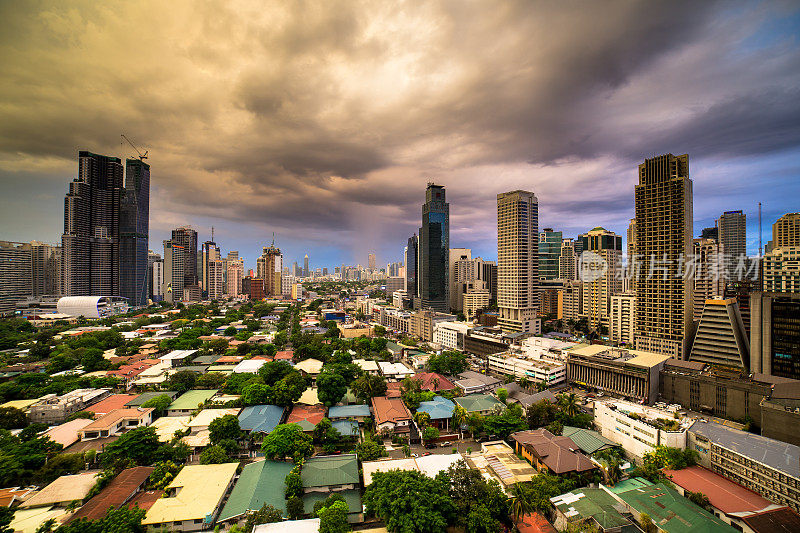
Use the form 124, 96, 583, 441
238, 404, 285, 433
142, 463, 238, 526
353, 359, 379, 372
689, 420, 800, 478
453, 394, 503, 413
301, 454, 359, 488
417, 395, 455, 419
371, 396, 412, 425
124, 391, 178, 407
167, 389, 218, 411
664, 465, 773, 515
551, 487, 631, 530
287, 404, 326, 431
67, 466, 153, 522
20, 472, 100, 509
218, 460, 294, 521
158, 349, 198, 362
233, 359, 266, 374
327, 404, 371, 419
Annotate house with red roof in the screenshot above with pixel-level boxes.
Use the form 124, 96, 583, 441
371, 396, 412, 435
85, 394, 141, 416
411, 372, 456, 392
274, 350, 294, 361
286, 404, 326, 432
511, 429, 596, 475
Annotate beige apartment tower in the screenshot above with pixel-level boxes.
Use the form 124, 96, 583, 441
772, 212, 800, 247
579, 227, 622, 328
497, 190, 539, 333
257, 244, 283, 297
692, 238, 725, 321
634, 153, 694, 359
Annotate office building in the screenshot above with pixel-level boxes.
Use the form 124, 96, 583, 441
558, 238, 577, 280
162, 227, 198, 303
119, 158, 150, 307
772, 212, 800, 247
419, 183, 449, 312
689, 298, 749, 369
62, 151, 124, 297
368, 253, 376, 270
497, 190, 539, 333
475, 258, 497, 303
688, 420, 800, 512
634, 153, 694, 359
762, 246, 800, 293
539, 228, 562, 280
701, 226, 719, 240
449, 248, 476, 311
579, 227, 622, 328
609, 292, 635, 345
692, 237, 725, 321
257, 243, 282, 297
31, 241, 62, 297
462, 286, 491, 321
0, 241, 33, 315
207, 259, 225, 300
626, 218, 637, 293
303, 254, 309, 277
385, 276, 404, 295
150, 256, 163, 301
200, 239, 219, 294
565, 344, 671, 404
405, 234, 419, 297
717, 210, 746, 282
539, 279, 564, 318
226, 258, 243, 296
750, 291, 800, 379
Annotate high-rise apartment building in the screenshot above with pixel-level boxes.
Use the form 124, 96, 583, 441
477, 258, 498, 304
626, 218, 637, 293
772, 212, 800, 247
497, 190, 539, 333
700, 226, 718, 241
368, 253, 376, 270
449, 248, 472, 311
609, 292, 635, 345
692, 238, 725, 321
750, 291, 800, 379
119, 158, 150, 307
150, 255, 163, 301
0, 241, 33, 315
405, 234, 418, 298
538, 228, 562, 280
558, 238, 577, 281
62, 151, 124, 297
579, 227, 622, 328
419, 183, 449, 312
762, 212, 800, 294
207, 259, 225, 300
163, 227, 198, 302
634, 153, 694, 359
226, 258, 244, 296
303, 254, 309, 277
562, 280, 583, 323
201, 240, 219, 294
31, 241, 62, 297
716, 210, 746, 282
257, 243, 282, 297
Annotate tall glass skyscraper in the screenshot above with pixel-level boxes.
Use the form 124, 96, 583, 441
119, 158, 150, 307
62, 151, 123, 297
419, 183, 449, 312
539, 228, 562, 280
405, 233, 418, 297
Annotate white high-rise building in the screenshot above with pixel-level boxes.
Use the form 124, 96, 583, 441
208, 259, 225, 300
610, 292, 636, 345
226, 259, 244, 296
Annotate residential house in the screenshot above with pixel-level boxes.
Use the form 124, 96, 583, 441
217, 460, 294, 525
79, 408, 154, 440
166, 390, 218, 416
453, 394, 504, 416
29, 388, 111, 424
511, 429, 596, 475
300, 454, 363, 523
371, 397, 412, 435
159, 349, 199, 368
20, 472, 100, 509
286, 404, 326, 432
454, 371, 501, 394
66, 466, 153, 522
417, 396, 455, 431
238, 405, 285, 435
327, 404, 371, 424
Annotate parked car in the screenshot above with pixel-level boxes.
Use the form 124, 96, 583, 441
422, 452, 432, 456
439, 441, 452, 447
425, 443, 436, 449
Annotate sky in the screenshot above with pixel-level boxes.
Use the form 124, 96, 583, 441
1, 1, 799, 272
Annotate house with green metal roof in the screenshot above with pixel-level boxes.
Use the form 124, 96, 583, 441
166, 389, 218, 416
609, 481, 737, 533
217, 460, 294, 523
551, 487, 634, 532
454, 394, 504, 415
327, 404, 371, 422
561, 426, 621, 456
124, 391, 178, 407
301, 454, 363, 523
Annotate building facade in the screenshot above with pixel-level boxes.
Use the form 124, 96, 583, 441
539, 228, 562, 280
419, 184, 450, 312
579, 227, 622, 328
692, 237, 725, 321
717, 210, 746, 282
634, 153, 694, 359
609, 292, 635, 345
31, 241, 62, 297
689, 298, 749, 369
750, 291, 800, 379
257, 243, 282, 297
497, 190, 539, 333
119, 159, 150, 307
0, 241, 33, 315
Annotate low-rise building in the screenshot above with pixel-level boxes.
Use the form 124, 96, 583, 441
79, 408, 154, 440
142, 463, 239, 531
20, 472, 99, 509
594, 399, 692, 462
300, 454, 362, 523
377, 361, 414, 381
29, 388, 111, 424
352, 359, 380, 375
66, 466, 153, 523
551, 487, 634, 532
327, 404, 371, 424
417, 396, 456, 431
453, 394, 504, 416
433, 321, 472, 351
159, 349, 199, 368
465, 441, 537, 488
166, 389, 218, 416
487, 351, 566, 386
217, 460, 294, 524
688, 420, 800, 512
362, 454, 463, 486
454, 370, 501, 394
237, 405, 285, 435
286, 404, 326, 432
511, 429, 596, 475
372, 396, 412, 435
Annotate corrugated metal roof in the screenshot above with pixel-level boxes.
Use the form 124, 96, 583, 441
218, 460, 294, 522
301, 454, 359, 488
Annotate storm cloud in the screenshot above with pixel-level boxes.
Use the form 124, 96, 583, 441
1, 0, 799, 267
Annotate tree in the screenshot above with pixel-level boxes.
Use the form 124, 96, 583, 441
167, 370, 197, 394
209, 414, 242, 445
351, 374, 387, 403
414, 411, 431, 428
271, 372, 308, 407
439, 461, 508, 530
313, 494, 346, 516
318, 500, 351, 533
285, 467, 303, 499
148, 461, 179, 489
261, 424, 314, 462
363, 470, 455, 533
196, 372, 226, 389
0, 408, 27, 430
422, 426, 440, 442
496, 388, 508, 404
546, 420, 564, 436
526, 400, 558, 428
373, 326, 386, 337
640, 513, 658, 533
317, 371, 347, 407
141, 395, 173, 417
466, 505, 500, 533
49, 506, 146, 533
483, 408, 527, 439
687, 490, 712, 512
426, 351, 468, 375
241, 383, 272, 406
286, 496, 304, 520
354, 438, 387, 461
0, 506, 13, 533
510, 483, 534, 525
557, 393, 580, 418
199, 445, 232, 464
258, 361, 293, 385
244, 504, 282, 532
101, 427, 161, 468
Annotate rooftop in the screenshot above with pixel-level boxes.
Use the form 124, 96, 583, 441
68, 466, 153, 522
151, 415, 190, 441
294, 358, 324, 374
689, 420, 800, 478
551, 487, 632, 530
125, 391, 178, 407
188, 408, 241, 429
218, 460, 294, 521
741, 507, 800, 533
327, 404, 371, 419
454, 394, 504, 413
512, 429, 596, 474
254, 518, 320, 532
301, 454, 359, 488
238, 404, 285, 433
43, 418, 93, 447
561, 426, 621, 455
80, 407, 153, 432
468, 441, 537, 486
20, 471, 99, 508
167, 389, 218, 411
417, 395, 455, 420
286, 404, 326, 431
371, 396, 412, 425
142, 463, 238, 525
362, 454, 462, 485
664, 465, 773, 515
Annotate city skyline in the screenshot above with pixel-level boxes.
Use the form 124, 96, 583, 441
1, 2, 800, 268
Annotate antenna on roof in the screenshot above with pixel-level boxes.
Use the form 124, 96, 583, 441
211, 226, 215, 243
758, 203, 763, 258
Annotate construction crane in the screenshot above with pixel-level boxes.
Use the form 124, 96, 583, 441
121, 134, 148, 161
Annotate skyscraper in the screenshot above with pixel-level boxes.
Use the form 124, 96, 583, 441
62, 151, 123, 296
257, 243, 282, 297
579, 227, 622, 328
201, 239, 220, 295
405, 233, 418, 297
692, 237, 725, 321
31, 241, 62, 296
634, 154, 694, 359
165, 226, 198, 302
419, 183, 449, 312
497, 190, 539, 333
0, 241, 32, 315
368, 253, 376, 270
751, 291, 800, 379
538, 228, 562, 280
772, 212, 800, 247
559, 238, 577, 280
148, 251, 163, 301
449, 248, 472, 311
304, 254, 309, 277
119, 158, 150, 307
716, 210, 746, 281
226, 258, 244, 296
762, 212, 800, 293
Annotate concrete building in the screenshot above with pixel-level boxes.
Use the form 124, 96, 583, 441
717, 210, 746, 282
750, 292, 800, 380
566, 344, 671, 404
772, 212, 800, 248
579, 227, 622, 328
31, 241, 62, 297
448, 248, 472, 311
410, 308, 454, 342
56, 295, 129, 318
497, 190, 539, 333
200, 240, 220, 295
385, 276, 404, 296
487, 352, 566, 386
594, 399, 693, 462
562, 280, 583, 322
419, 183, 449, 312
609, 292, 636, 345
257, 243, 282, 297
558, 238, 578, 281
692, 237, 725, 321
626, 218, 637, 294
164, 227, 198, 303
463, 329, 516, 357
688, 420, 800, 512
207, 259, 225, 300
226, 258, 243, 296
119, 158, 150, 307
433, 321, 471, 350
29, 389, 110, 424
634, 153, 694, 359
462, 286, 491, 321
762, 246, 800, 294
404, 233, 418, 298
689, 298, 749, 369
511, 429, 596, 475
0, 241, 32, 315
149, 252, 163, 301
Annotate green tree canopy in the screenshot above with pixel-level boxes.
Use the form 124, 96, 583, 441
364, 470, 455, 533
317, 371, 347, 407
261, 424, 314, 463
209, 414, 242, 445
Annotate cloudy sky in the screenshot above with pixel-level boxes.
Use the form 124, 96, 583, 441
1, 1, 799, 271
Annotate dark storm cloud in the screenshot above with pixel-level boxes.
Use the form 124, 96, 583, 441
1, 0, 799, 264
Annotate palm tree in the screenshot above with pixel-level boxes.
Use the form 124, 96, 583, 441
558, 393, 580, 418
509, 484, 534, 525
601, 459, 622, 486
518, 376, 530, 390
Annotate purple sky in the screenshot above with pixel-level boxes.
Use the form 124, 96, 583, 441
1, 1, 799, 272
